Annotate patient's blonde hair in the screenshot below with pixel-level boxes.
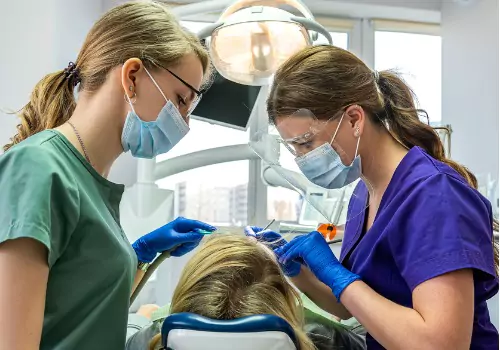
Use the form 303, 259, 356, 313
149, 234, 315, 350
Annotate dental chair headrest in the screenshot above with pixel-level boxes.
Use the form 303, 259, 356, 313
161, 313, 299, 350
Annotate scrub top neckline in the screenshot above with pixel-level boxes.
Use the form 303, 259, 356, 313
48, 129, 125, 193
341, 146, 420, 263
367, 147, 420, 224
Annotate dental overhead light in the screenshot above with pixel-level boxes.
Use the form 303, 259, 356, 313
197, 0, 333, 86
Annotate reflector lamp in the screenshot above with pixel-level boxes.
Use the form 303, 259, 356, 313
197, 0, 333, 86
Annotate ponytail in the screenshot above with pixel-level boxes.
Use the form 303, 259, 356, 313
377, 70, 499, 273
3, 66, 78, 152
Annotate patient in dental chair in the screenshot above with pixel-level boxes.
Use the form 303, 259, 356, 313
126, 234, 365, 350
127, 234, 314, 349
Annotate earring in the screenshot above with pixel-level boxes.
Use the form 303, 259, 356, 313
354, 127, 360, 137
124, 91, 137, 104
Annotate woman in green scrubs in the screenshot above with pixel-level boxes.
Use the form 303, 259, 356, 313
0, 2, 213, 350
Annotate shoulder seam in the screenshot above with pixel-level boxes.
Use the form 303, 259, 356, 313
39, 131, 59, 146
418, 149, 469, 186
423, 172, 490, 215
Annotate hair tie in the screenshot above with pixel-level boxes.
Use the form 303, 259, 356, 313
63, 61, 81, 87
373, 69, 380, 82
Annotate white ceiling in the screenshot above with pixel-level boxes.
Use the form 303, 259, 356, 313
161, 0, 443, 23
327, 0, 442, 11
166, 0, 443, 11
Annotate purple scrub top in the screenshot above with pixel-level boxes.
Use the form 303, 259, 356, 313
340, 146, 499, 350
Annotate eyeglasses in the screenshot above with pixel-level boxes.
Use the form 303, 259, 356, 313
156, 63, 203, 116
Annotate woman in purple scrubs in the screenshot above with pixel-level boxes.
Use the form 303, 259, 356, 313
246, 45, 499, 349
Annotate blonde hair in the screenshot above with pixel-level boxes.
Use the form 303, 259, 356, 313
4, 1, 210, 152
149, 234, 315, 350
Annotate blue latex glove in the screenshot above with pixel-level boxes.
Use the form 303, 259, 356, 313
244, 226, 301, 277
133, 217, 216, 263
275, 231, 361, 301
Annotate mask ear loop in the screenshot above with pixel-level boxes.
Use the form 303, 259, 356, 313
143, 67, 169, 103
125, 93, 136, 111
143, 66, 189, 132
330, 112, 361, 163
353, 126, 361, 158
329, 112, 346, 145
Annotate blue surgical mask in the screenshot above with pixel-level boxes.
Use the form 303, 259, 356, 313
295, 113, 362, 189
121, 68, 189, 159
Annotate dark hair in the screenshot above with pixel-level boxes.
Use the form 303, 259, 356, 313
268, 45, 498, 272
4, 1, 210, 152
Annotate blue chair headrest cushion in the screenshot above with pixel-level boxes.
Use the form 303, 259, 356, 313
161, 313, 299, 349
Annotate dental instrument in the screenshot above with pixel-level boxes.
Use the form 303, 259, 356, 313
262, 218, 275, 231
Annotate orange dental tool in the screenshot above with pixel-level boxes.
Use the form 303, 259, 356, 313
317, 223, 337, 241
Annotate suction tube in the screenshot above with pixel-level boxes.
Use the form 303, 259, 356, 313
130, 250, 173, 305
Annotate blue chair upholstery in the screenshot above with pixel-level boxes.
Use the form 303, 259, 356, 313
161, 313, 299, 350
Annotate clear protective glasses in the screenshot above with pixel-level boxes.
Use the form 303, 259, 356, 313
275, 108, 340, 158
248, 107, 372, 230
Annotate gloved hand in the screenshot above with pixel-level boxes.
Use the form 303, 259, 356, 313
133, 217, 216, 263
244, 226, 301, 277
275, 231, 361, 301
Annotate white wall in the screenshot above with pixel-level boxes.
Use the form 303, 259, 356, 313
0, 0, 102, 149
442, 0, 499, 182
101, 0, 130, 12
0, 1, 57, 152
442, 0, 499, 329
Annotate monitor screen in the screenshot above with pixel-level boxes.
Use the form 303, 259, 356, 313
191, 73, 262, 130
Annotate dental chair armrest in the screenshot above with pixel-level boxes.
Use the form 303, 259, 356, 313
127, 313, 152, 341
126, 321, 161, 350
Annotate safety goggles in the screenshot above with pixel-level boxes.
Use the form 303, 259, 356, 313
275, 108, 339, 158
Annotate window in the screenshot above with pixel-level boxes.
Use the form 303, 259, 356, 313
314, 31, 349, 50
155, 21, 250, 227
156, 119, 249, 161
156, 119, 250, 227
156, 160, 249, 226
375, 31, 442, 123
265, 138, 304, 223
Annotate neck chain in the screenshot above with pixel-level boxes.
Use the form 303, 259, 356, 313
67, 121, 92, 165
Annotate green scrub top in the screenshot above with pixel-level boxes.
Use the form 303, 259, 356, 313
0, 130, 137, 350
